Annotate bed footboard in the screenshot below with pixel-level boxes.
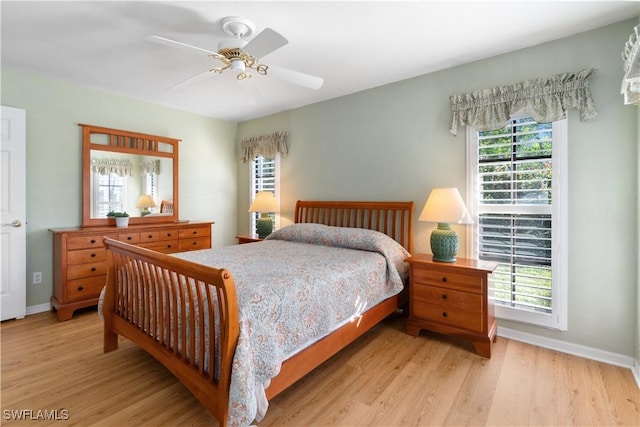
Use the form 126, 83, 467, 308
102, 238, 238, 427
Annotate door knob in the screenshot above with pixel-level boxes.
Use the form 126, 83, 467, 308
2, 220, 22, 228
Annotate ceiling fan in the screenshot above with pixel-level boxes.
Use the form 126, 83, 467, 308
147, 16, 324, 90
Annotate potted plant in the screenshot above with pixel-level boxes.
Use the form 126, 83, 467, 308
107, 211, 130, 228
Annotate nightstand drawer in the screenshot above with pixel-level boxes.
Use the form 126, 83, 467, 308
412, 300, 482, 332
413, 284, 482, 313
412, 268, 483, 294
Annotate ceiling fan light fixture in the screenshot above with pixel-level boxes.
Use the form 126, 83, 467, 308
230, 59, 246, 73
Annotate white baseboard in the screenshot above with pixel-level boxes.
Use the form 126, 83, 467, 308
26, 303, 51, 315
498, 326, 639, 388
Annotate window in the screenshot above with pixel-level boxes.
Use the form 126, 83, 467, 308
249, 154, 280, 234
93, 172, 128, 216
467, 117, 567, 330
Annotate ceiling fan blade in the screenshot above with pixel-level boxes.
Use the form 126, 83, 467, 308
243, 28, 288, 59
145, 35, 226, 61
267, 65, 324, 90
165, 69, 214, 91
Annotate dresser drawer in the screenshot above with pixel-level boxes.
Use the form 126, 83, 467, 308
118, 232, 140, 244
67, 262, 107, 280
179, 236, 210, 252
413, 284, 482, 314
159, 230, 179, 240
66, 275, 107, 302
412, 300, 482, 332
412, 267, 483, 294
139, 231, 160, 243
67, 248, 106, 265
178, 226, 210, 239
139, 240, 179, 253
67, 234, 115, 250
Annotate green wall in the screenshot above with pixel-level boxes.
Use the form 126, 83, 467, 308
237, 19, 639, 357
1, 69, 239, 308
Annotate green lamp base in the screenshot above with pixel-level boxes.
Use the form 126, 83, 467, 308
256, 215, 273, 239
430, 223, 458, 262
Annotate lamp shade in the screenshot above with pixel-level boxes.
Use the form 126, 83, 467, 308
136, 194, 156, 209
419, 188, 472, 224
248, 191, 279, 213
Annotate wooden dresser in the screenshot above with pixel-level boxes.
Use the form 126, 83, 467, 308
405, 254, 497, 358
50, 221, 213, 321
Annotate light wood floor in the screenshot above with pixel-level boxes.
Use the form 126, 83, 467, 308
1, 309, 638, 426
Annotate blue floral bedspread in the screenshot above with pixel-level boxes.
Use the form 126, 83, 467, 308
174, 224, 410, 426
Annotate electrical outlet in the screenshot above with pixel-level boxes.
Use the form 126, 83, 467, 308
32, 272, 42, 284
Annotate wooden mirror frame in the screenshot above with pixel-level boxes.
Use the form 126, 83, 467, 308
80, 124, 180, 227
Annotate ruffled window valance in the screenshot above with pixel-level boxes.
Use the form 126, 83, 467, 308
91, 159, 133, 177
449, 69, 598, 135
241, 131, 288, 163
140, 159, 160, 175
621, 25, 639, 106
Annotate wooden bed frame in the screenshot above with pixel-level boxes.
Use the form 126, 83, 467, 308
102, 200, 413, 426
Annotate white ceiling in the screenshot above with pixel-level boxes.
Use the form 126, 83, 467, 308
2, 1, 638, 122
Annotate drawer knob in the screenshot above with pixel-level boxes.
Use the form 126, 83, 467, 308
78, 286, 84, 291
90, 253, 96, 258
167, 233, 172, 237
91, 267, 96, 272
442, 294, 447, 300
442, 312, 448, 318
167, 244, 172, 248
127, 236, 132, 240
192, 241, 197, 245
90, 239, 96, 244
148, 235, 153, 238
192, 231, 197, 234
441, 277, 448, 282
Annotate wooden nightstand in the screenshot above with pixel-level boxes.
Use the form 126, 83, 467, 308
236, 234, 264, 244
405, 254, 497, 358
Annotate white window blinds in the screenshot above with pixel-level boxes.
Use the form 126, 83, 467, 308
469, 117, 567, 329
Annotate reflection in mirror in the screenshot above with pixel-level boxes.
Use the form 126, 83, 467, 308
89, 151, 173, 218
80, 124, 180, 227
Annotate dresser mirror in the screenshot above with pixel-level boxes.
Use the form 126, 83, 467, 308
81, 124, 180, 227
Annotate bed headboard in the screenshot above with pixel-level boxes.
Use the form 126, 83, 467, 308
294, 200, 414, 254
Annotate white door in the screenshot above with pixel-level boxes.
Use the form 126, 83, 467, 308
1, 106, 26, 321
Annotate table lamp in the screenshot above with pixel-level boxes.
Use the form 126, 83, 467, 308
136, 194, 156, 216
419, 188, 472, 262
248, 191, 279, 238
